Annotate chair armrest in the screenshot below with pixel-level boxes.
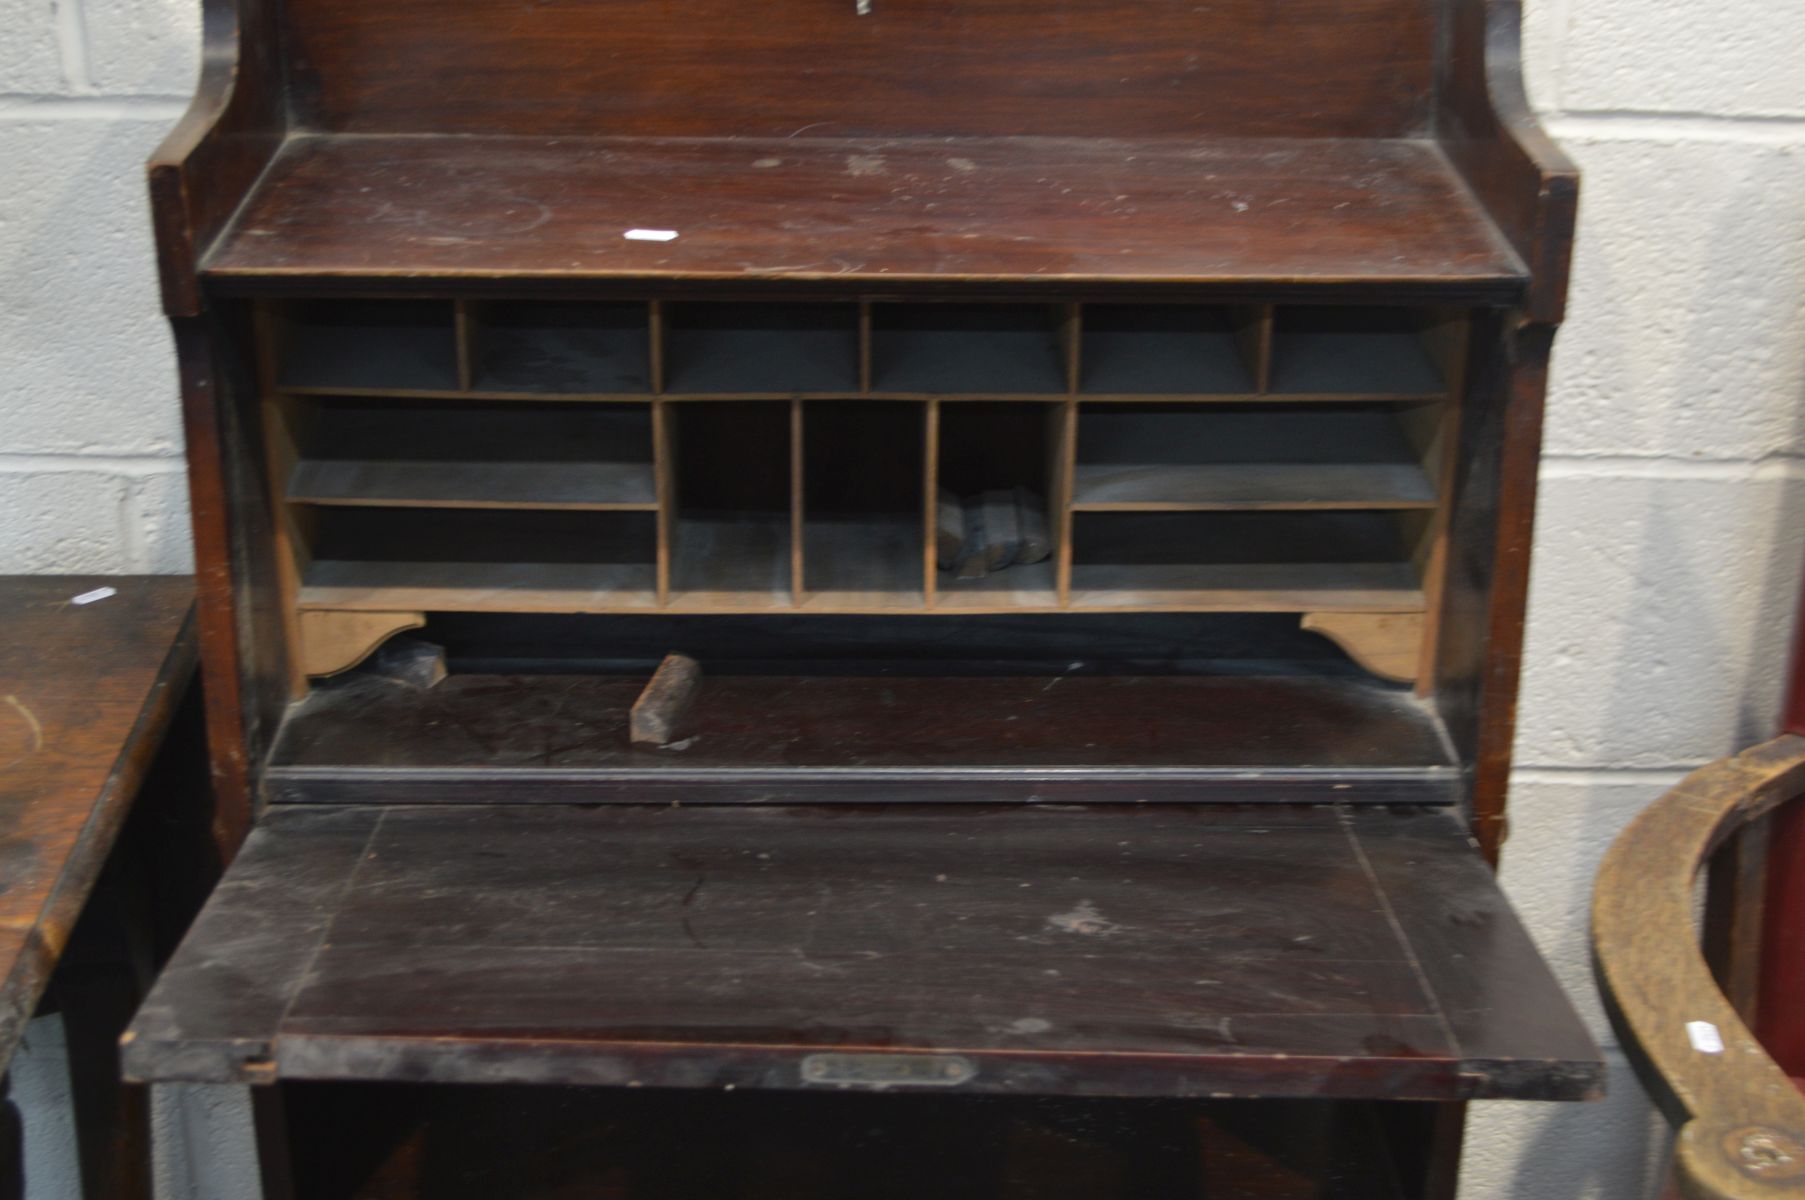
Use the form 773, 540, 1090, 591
1594, 734, 1805, 1200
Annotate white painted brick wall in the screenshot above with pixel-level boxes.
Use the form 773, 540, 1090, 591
1, 0, 1801, 1196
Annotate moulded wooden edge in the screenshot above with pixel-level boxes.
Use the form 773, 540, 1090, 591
1436, 0, 1580, 325
147, 0, 285, 316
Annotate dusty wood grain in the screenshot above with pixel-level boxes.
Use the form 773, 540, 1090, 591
263, 669, 1462, 805
125, 803, 1598, 1101
205, 135, 1524, 293
0, 576, 195, 1074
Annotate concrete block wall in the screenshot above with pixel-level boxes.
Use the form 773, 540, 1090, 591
0, 0, 1801, 1196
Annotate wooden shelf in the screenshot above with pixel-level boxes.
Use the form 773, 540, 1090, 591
208, 135, 1525, 293
299, 561, 660, 612
1079, 305, 1257, 395
669, 515, 792, 609
1068, 562, 1424, 611
664, 304, 859, 394
1071, 462, 1435, 510
285, 400, 657, 509
288, 460, 658, 510
1072, 405, 1438, 510
469, 301, 651, 395
871, 305, 1068, 395
934, 560, 1059, 609
277, 300, 459, 393
801, 518, 925, 610
1069, 510, 1427, 612
300, 508, 659, 611
1270, 308, 1445, 396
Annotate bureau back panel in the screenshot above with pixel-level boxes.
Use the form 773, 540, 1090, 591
281, 0, 1436, 139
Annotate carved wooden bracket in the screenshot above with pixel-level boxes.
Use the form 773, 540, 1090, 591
297, 610, 426, 678
1299, 612, 1423, 685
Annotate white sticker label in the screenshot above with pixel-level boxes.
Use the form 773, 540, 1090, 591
1686, 1020, 1724, 1054
71, 587, 117, 605
624, 228, 679, 242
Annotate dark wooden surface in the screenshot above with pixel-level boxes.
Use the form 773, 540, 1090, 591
204, 134, 1524, 294
279, 1084, 1413, 1200
282, 0, 1434, 140
264, 670, 1461, 805
1594, 735, 1805, 1200
0, 575, 195, 1074
126, 802, 1599, 1101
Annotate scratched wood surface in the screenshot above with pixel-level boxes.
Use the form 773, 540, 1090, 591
204, 134, 1524, 293
263, 670, 1462, 805
0, 576, 194, 1073
281, 0, 1435, 140
124, 803, 1600, 1101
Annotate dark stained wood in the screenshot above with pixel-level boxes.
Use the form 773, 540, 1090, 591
146, 0, 285, 316
125, 803, 1599, 1101
175, 314, 288, 849
122, 805, 381, 1082
1434, 0, 1579, 325
282, 0, 1435, 140
263, 670, 1462, 805
204, 135, 1524, 293
1594, 735, 1805, 1200
1356, 808, 1599, 1098
1465, 321, 1553, 859
141, 5, 1584, 1194
0, 576, 195, 1075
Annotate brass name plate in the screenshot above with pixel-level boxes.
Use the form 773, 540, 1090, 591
800, 1053, 977, 1088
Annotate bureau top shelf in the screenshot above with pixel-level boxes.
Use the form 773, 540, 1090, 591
205, 134, 1527, 296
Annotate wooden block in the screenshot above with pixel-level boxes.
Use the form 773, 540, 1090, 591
630, 653, 702, 746
978, 490, 1020, 570
935, 488, 965, 570
1016, 486, 1052, 565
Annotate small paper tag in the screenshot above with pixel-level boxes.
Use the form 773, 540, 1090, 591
1686, 1020, 1724, 1054
624, 228, 679, 242
71, 586, 117, 605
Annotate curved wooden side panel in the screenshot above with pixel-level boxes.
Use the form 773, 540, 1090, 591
1593, 735, 1805, 1200
1300, 612, 1422, 685
298, 611, 427, 677
1436, 0, 1580, 324
147, 0, 287, 317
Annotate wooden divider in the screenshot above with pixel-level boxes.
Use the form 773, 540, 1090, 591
260, 297, 1467, 677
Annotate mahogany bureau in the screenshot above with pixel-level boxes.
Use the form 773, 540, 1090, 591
124, 0, 1599, 1193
